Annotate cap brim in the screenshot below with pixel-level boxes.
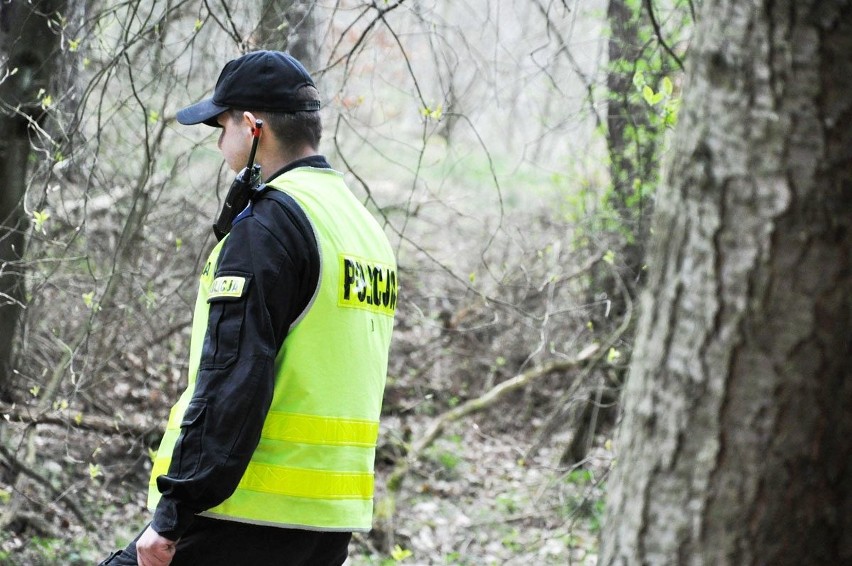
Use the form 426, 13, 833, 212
176, 97, 229, 127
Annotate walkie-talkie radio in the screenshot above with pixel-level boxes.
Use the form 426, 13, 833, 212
212, 119, 264, 241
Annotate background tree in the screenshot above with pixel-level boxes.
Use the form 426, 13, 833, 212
525, 0, 692, 468
0, 0, 66, 393
602, 0, 852, 563
603, 0, 687, 290
254, 0, 318, 69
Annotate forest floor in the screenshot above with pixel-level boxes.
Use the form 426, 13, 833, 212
351, 414, 611, 566
1, 393, 611, 565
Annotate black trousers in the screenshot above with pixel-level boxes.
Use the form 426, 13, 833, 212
99, 516, 352, 566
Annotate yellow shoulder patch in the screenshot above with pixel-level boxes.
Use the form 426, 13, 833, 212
208, 276, 247, 301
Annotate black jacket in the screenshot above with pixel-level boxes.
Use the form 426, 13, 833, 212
151, 156, 329, 540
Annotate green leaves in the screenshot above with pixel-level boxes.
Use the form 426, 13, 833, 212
420, 104, 443, 121
88, 463, 102, 480
642, 84, 663, 106
634, 72, 680, 128
39, 90, 53, 111
32, 209, 50, 233
390, 545, 413, 562
662, 76, 674, 96
82, 291, 96, 309
607, 347, 622, 363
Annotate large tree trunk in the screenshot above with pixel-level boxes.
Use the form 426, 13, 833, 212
601, 1, 852, 564
0, 0, 65, 394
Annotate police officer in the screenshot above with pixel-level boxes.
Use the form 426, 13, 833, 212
100, 50, 397, 566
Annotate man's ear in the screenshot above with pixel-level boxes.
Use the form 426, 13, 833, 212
242, 111, 258, 134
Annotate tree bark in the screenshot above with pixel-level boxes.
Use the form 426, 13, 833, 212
606, 0, 655, 277
254, 0, 318, 71
0, 0, 66, 393
602, 1, 852, 564
604, 0, 685, 291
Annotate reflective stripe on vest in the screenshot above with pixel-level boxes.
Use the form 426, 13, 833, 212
148, 167, 396, 532
150, 457, 374, 500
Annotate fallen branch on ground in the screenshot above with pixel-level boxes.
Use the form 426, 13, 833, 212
0, 402, 159, 438
406, 351, 597, 479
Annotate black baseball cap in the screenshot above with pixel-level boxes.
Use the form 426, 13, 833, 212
176, 50, 320, 127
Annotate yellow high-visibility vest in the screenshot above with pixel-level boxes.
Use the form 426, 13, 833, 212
148, 166, 396, 531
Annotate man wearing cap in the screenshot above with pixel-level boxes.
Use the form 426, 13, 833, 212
100, 51, 397, 566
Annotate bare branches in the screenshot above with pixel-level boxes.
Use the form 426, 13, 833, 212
526, 264, 635, 461
644, 0, 685, 70
531, 0, 605, 132
321, 0, 408, 75
202, 0, 245, 47
426, 351, 595, 467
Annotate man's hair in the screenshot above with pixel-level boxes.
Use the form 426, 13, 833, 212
230, 85, 322, 152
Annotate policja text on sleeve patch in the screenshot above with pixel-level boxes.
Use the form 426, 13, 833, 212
208, 275, 248, 301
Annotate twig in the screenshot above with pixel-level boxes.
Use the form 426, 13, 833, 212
532, 0, 605, 133
322, 0, 407, 74
643, 0, 685, 70
201, 0, 243, 47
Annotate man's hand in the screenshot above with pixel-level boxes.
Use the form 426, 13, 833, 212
135, 525, 177, 566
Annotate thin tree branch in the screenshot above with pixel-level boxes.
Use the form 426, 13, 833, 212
321, 0, 407, 73
201, 0, 244, 46
644, 0, 685, 70
532, 0, 605, 133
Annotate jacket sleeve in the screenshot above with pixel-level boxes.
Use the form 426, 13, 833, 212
150, 195, 319, 540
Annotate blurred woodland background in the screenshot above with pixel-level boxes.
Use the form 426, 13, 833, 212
2, 0, 849, 565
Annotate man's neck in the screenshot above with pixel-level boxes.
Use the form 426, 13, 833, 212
258, 147, 318, 177
264, 155, 331, 184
